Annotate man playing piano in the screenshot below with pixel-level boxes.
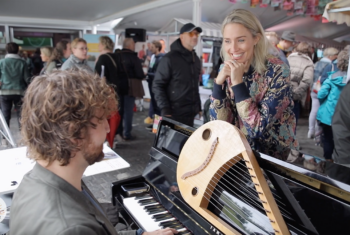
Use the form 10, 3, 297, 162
9, 70, 177, 235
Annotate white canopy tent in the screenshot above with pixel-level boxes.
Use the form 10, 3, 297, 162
158, 18, 222, 38
323, 0, 350, 27
0, 0, 349, 47
113, 0, 350, 47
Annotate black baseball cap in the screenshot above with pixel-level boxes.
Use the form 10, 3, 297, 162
180, 23, 202, 34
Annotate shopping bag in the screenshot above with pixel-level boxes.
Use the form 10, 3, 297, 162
106, 111, 121, 148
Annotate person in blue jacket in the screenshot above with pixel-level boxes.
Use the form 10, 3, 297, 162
317, 48, 348, 161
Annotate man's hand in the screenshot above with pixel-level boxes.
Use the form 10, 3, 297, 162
143, 228, 178, 235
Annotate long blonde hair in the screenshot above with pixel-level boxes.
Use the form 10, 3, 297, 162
220, 9, 269, 74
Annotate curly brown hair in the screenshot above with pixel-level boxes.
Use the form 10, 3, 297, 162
21, 69, 118, 166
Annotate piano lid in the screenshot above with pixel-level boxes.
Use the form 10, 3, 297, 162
156, 118, 350, 200
138, 118, 350, 235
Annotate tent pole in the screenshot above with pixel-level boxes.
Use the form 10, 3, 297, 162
193, 0, 202, 59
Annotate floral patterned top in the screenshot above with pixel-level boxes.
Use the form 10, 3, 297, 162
210, 56, 299, 160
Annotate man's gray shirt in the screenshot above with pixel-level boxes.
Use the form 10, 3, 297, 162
10, 163, 135, 235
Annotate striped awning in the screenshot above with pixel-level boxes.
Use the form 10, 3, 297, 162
323, 0, 350, 26
158, 18, 222, 38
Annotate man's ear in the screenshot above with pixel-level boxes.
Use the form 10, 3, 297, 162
179, 34, 184, 41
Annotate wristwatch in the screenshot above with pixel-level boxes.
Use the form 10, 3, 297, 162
136, 228, 144, 235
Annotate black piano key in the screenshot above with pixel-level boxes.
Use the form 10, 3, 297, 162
159, 220, 180, 227
138, 199, 158, 206
177, 232, 191, 235
147, 208, 167, 214
171, 224, 185, 230
145, 207, 164, 213
152, 213, 173, 221
144, 205, 163, 210
163, 224, 185, 230
135, 194, 152, 200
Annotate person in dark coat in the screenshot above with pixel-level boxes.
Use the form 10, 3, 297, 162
144, 40, 165, 128
31, 48, 43, 76
153, 23, 202, 127
114, 38, 145, 140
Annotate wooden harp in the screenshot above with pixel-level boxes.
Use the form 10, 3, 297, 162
177, 120, 290, 235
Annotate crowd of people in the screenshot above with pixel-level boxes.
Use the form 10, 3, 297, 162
0, 8, 349, 235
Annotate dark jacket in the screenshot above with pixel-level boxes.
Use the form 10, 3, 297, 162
147, 53, 165, 80
153, 38, 201, 117
31, 53, 43, 76
10, 163, 135, 235
332, 82, 350, 166
95, 53, 126, 96
113, 49, 144, 96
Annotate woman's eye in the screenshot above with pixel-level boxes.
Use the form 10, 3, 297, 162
238, 39, 245, 42
225, 40, 230, 44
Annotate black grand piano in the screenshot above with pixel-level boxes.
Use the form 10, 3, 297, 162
111, 118, 350, 235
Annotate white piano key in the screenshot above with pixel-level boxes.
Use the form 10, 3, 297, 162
124, 196, 190, 233
124, 197, 174, 232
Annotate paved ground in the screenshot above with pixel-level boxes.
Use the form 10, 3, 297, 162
1, 102, 323, 203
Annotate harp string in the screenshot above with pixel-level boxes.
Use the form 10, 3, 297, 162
212, 167, 294, 220
185, 169, 275, 234
225, 159, 284, 201
182, 154, 294, 229
213, 160, 293, 219
221, 159, 290, 210
183, 154, 276, 224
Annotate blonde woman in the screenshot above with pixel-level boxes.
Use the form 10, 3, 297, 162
39, 46, 54, 75
210, 9, 298, 159
61, 38, 93, 72
287, 42, 314, 125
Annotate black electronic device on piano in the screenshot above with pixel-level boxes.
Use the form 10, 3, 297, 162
111, 118, 350, 235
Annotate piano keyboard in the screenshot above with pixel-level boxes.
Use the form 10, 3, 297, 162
123, 194, 192, 234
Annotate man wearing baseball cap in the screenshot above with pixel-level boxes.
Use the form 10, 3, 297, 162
277, 31, 296, 56
153, 23, 203, 126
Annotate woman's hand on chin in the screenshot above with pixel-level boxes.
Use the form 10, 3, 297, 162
224, 60, 246, 86
215, 62, 232, 85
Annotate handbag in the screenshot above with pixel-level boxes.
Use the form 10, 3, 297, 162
312, 63, 335, 94
312, 78, 322, 94
117, 53, 145, 98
